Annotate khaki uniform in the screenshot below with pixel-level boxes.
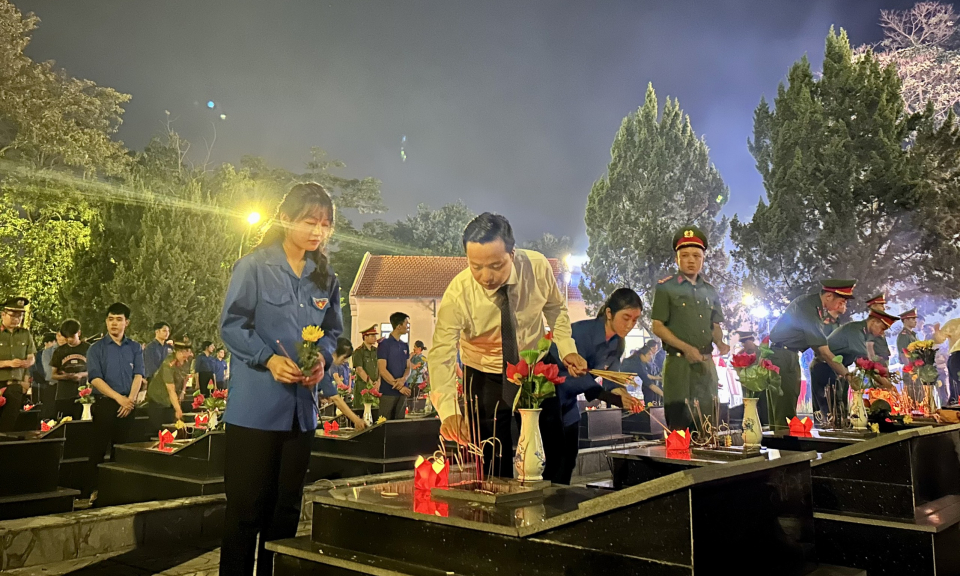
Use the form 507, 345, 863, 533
0, 326, 36, 432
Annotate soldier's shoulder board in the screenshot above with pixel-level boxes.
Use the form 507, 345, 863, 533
657, 275, 675, 285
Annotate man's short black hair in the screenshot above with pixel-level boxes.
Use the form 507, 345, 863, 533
390, 312, 410, 329
59, 319, 81, 338
153, 322, 170, 331
335, 337, 353, 358
200, 340, 213, 351
42, 332, 58, 345
462, 212, 515, 252
106, 302, 131, 319
639, 344, 654, 356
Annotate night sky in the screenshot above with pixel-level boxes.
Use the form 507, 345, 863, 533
14, 0, 946, 248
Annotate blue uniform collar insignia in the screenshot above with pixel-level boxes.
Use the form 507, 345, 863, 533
313, 297, 329, 310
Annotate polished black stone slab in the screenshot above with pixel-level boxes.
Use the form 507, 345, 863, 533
0, 488, 78, 521
621, 406, 668, 438
96, 431, 225, 506
608, 444, 775, 488
762, 430, 871, 454
305, 418, 441, 483
578, 407, 622, 439
275, 450, 821, 576
0, 433, 66, 497
12, 408, 40, 431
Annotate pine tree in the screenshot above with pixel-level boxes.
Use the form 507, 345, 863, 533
732, 28, 960, 312
582, 83, 734, 315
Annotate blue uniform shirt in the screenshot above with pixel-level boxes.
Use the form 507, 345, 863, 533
194, 354, 215, 374
87, 336, 145, 396
549, 317, 623, 427
377, 336, 409, 396
214, 358, 227, 383
220, 242, 342, 432
143, 340, 172, 380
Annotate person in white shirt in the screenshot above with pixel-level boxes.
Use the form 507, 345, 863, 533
431, 213, 587, 477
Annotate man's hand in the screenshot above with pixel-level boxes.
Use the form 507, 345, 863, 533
612, 388, 641, 411
350, 414, 367, 430
115, 394, 135, 417
440, 414, 471, 445
716, 342, 731, 356
174, 406, 184, 421
399, 386, 412, 397
683, 347, 705, 363
266, 355, 303, 384
8, 359, 27, 369
562, 353, 588, 377
302, 358, 325, 387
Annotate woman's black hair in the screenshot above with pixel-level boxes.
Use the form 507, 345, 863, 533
597, 288, 643, 319
257, 182, 335, 290
462, 212, 515, 252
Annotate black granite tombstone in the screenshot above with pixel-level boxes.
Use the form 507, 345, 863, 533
809, 424, 960, 576
306, 417, 441, 482
12, 407, 40, 431
96, 430, 225, 507
621, 406, 667, 439
0, 425, 78, 520
578, 407, 631, 448
266, 450, 863, 576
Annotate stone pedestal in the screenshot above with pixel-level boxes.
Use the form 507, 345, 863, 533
578, 407, 631, 448
12, 408, 40, 431
306, 418, 441, 482
810, 424, 960, 576
0, 425, 77, 520
266, 449, 862, 576
96, 431, 225, 507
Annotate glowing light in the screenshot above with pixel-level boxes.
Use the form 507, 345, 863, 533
751, 305, 769, 319
564, 254, 588, 269
742, 293, 755, 306
716, 195, 724, 203
219, 113, 227, 120
207, 101, 215, 109
247, 212, 261, 225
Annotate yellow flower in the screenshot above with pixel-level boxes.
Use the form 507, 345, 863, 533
869, 423, 879, 433
903, 414, 914, 425
301, 325, 325, 343
175, 420, 186, 430
376, 416, 387, 424
908, 340, 934, 352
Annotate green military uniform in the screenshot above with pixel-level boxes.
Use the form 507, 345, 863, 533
352, 326, 380, 409
865, 294, 891, 366
896, 309, 921, 403
0, 297, 36, 432
146, 357, 190, 407
652, 226, 724, 431
767, 280, 856, 428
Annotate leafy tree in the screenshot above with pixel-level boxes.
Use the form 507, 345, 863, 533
582, 83, 734, 317
731, 28, 960, 314
522, 233, 573, 259
391, 201, 475, 256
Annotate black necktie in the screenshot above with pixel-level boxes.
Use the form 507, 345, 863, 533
497, 285, 520, 405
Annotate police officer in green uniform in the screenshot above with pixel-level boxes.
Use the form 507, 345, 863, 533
767, 280, 855, 429
351, 324, 380, 410
864, 294, 891, 366
0, 297, 37, 432
896, 308, 921, 402
651, 226, 729, 431
810, 308, 899, 419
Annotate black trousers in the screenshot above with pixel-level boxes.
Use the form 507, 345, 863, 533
87, 396, 134, 497
948, 352, 960, 406
198, 371, 216, 391
39, 384, 57, 421
541, 409, 580, 485
0, 382, 24, 432
462, 366, 514, 478
220, 420, 312, 576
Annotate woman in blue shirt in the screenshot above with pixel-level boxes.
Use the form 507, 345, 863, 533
543, 288, 642, 484
219, 182, 343, 576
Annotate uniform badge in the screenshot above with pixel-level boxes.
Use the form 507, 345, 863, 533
313, 297, 329, 310
683, 230, 694, 238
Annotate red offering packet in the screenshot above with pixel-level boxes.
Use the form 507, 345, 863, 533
414, 455, 450, 490
322, 421, 340, 434
788, 416, 814, 435
665, 429, 691, 451
157, 429, 176, 452
195, 414, 209, 428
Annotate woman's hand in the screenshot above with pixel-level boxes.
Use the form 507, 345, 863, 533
302, 357, 326, 387
351, 414, 367, 430
266, 355, 303, 384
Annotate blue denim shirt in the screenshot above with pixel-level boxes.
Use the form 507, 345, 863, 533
143, 340, 172, 380
214, 358, 227, 383
87, 336, 145, 396
549, 317, 623, 427
220, 242, 342, 432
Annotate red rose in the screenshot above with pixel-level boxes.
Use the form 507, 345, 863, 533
212, 389, 228, 399
915, 360, 925, 366
903, 363, 914, 373
876, 365, 889, 377
418, 382, 428, 390
856, 358, 872, 370
544, 331, 553, 341
192, 394, 205, 410
761, 335, 770, 345
732, 353, 756, 368
761, 359, 780, 374
78, 387, 92, 397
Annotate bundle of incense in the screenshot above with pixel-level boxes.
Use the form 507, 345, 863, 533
589, 370, 637, 387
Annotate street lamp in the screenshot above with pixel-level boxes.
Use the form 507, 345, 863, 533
239, 212, 261, 259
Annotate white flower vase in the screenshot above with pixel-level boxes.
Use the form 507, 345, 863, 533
81, 403, 93, 421
849, 389, 868, 430
363, 403, 374, 426
741, 397, 763, 449
208, 411, 218, 430
514, 408, 545, 482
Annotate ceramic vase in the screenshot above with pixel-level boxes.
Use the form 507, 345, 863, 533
81, 403, 92, 421
741, 397, 762, 448
363, 403, 374, 426
514, 408, 545, 482
849, 389, 868, 430
208, 411, 218, 430
922, 384, 941, 416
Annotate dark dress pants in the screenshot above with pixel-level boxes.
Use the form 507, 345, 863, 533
462, 366, 514, 478
540, 402, 580, 485
219, 418, 312, 576
87, 396, 134, 497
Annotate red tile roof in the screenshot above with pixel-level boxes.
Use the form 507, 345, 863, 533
350, 254, 582, 301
